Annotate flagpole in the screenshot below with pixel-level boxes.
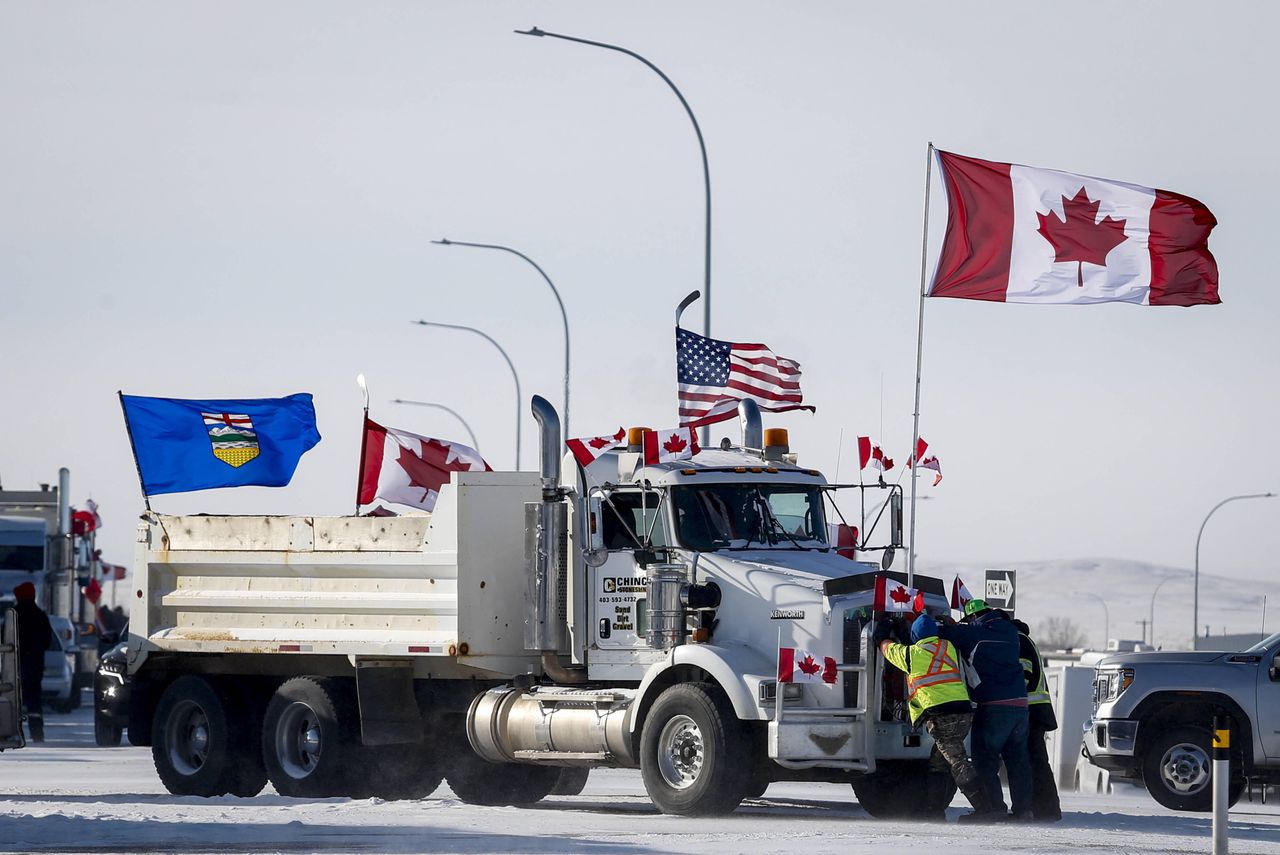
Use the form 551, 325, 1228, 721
354, 374, 370, 514
117, 391, 152, 513
907, 142, 936, 587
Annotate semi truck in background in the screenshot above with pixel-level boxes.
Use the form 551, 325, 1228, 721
0, 472, 101, 700
127, 398, 955, 815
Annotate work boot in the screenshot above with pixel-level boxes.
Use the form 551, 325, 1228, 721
921, 773, 955, 820
956, 784, 1003, 823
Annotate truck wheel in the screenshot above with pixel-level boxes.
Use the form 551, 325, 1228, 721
151, 676, 246, 797
444, 748, 560, 805
1142, 726, 1244, 812
550, 767, 590, 796
360, 742, 445, 800
94, 717, 123, 747
851, 760, 949, 818
262, 677, 355, 798
639, 683, 748, 816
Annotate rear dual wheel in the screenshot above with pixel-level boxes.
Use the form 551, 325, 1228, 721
262, 677, 445, 800
151, 676, 267, 797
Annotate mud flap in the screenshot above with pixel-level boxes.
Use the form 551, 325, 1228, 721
356, 659, 422, 746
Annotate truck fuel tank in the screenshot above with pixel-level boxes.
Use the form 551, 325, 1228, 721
466, 686, 638, 768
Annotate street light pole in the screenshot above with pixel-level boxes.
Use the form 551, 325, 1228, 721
517, 25, 713, 445
1194, 492, 1275, 648
413, 320, 523, 470
1081, 591, 1110, 649
432, 238, 570, 436
1148, 575, 1178, 648
391, 399, 481, 453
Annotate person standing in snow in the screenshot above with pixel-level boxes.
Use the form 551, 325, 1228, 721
937, 599, 1033, 821
874, 612, 993, 821
13, 581, 52, 742
1013, 618, 1062, 821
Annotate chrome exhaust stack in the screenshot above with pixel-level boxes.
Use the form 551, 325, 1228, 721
525, 396, 566, 654
530, 394, 562, 501
739, 398, 762, 452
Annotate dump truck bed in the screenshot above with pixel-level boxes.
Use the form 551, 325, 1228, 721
129, 472, 546, 678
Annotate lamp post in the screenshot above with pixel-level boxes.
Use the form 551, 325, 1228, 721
390, 399, 481, 453
413, 320, 522, 469
1194, 492, 1275, 647
1080, 591, 1110, 649
432, 238, 570, 436
1148, 575, 1179, 647
516, 25, 713, 445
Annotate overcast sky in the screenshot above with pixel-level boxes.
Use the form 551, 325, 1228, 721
2, 2, 1276, 589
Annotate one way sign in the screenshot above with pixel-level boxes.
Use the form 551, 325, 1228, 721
984, 568, 1016, 613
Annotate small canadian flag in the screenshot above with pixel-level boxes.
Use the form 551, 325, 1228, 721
857, 436, 894, 473
566, 427, 626, 468
642, 426, 700, 465
873, 575, 924, 614
778, 647, 838, 684
951, 575, 974, 611
908, 437, 943, 486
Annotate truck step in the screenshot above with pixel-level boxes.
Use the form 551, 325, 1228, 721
512, 750, 610, 762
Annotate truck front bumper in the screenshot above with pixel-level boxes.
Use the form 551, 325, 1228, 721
1083, 717, 1139, 775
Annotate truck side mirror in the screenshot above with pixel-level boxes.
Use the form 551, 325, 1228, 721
583, 495, 608, 567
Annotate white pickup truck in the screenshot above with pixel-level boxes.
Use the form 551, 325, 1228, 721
127, 398, 952, 815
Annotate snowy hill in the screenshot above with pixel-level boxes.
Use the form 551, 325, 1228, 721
916, 557, 1275, 651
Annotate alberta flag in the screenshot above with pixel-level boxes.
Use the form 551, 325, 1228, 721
120, 393, 320, 496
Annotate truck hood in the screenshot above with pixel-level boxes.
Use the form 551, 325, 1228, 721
699, 549, 862, 591
1097, 651, 1229, 667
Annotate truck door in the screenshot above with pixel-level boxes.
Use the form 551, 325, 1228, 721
0, 608, 24, 750
1261, 642, 1280, 760
591, 489, 666, 652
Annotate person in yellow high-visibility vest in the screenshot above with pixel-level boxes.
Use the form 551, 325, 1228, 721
1013, 618, 1061, 821
876, 612, 994, 821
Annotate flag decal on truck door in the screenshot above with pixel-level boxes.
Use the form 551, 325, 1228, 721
201, 412, 260, 467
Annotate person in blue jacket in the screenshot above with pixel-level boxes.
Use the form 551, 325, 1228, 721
937, 599, 1033, 821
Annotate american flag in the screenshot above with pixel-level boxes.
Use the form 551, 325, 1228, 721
676, 328, 815, 428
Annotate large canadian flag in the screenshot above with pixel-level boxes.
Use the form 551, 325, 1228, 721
929, 150, 1219, 306
358, 418, 490, 512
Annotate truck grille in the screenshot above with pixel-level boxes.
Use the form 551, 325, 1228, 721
842, 607, 863, 708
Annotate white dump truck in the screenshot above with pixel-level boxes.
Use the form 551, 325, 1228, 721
127, 398, 952, 815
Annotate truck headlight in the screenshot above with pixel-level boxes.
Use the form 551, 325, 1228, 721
1094, 667, 1134, 702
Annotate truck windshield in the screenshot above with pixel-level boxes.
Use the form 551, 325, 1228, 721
672, 484, 827, 551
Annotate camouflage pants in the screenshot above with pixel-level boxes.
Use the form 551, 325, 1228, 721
925, 712, 979, 793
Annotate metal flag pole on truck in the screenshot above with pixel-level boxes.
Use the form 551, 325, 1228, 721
907, 142, 936, 587
116, 390, 152, 512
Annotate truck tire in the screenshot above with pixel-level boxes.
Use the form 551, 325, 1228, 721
151, 676, 249, 797
94, 717, 123, 747
360, 742, 445, 800
851, 760, 953, 819
639, 682, 748, 816
444, 748, 560, 806
550, 767, 590, 796
1142, 726, 1244, 812
262, 677, 356, 798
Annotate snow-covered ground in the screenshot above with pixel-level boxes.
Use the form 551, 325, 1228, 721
3, 697, 1279, 854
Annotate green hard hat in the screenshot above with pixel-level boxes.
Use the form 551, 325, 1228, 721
963, 598, 988, 616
